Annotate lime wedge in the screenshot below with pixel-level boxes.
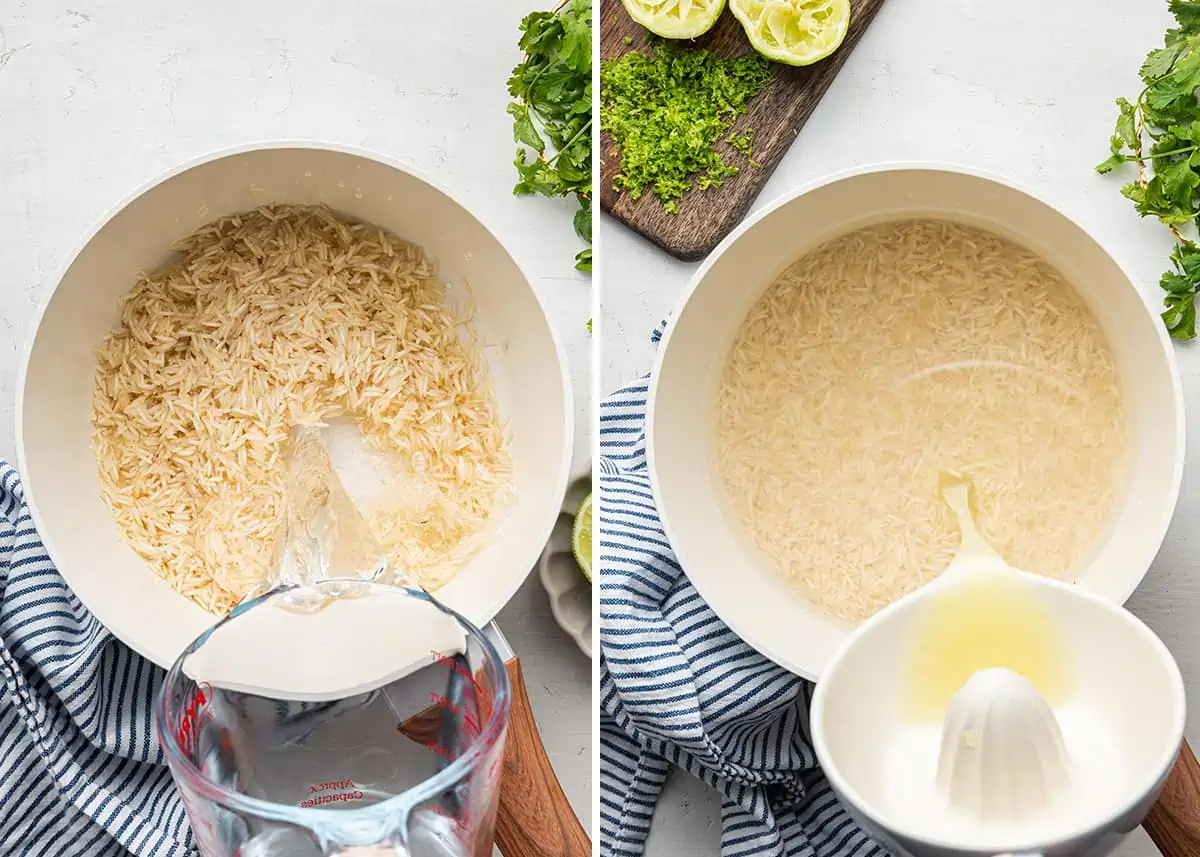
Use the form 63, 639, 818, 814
621, 0, 726, 39
572, 493, 593, 582
729, 0, 850, 66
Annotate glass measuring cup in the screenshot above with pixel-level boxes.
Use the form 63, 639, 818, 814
156, 580, 511, 857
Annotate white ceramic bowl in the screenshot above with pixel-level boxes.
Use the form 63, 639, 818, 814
647, 164, 1185, 681
18, 142, 573, 670
811, 574, 1186, 857
537, 460, 592, 657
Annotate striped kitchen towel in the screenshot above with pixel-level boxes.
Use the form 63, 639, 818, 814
0, 463, 193, 857
598, 371, 887, 857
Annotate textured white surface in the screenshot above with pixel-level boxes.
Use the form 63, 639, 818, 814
0, 0, 592, 839
600, 2, 1197, 855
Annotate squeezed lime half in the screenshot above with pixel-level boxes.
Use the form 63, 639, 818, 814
730, 0, 850, 66
621, 0, 726, 39
572, 493, 593, 582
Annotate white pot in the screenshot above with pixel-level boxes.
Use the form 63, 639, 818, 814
647, 163, 1184, 682
17, 142, 574, 671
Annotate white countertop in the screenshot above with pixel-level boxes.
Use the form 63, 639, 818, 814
0, 0, 592, 844
600, 2, 1197, 855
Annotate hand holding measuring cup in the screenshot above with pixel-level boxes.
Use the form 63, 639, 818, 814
155, 427, 514, 857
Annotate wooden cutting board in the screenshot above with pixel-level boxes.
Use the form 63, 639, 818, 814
599, 0, 889, 261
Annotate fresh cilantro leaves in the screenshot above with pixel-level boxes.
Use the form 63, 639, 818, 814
1161, 243, 1200, 333
1099, 0, 1200, 337
508, 0, 593, 273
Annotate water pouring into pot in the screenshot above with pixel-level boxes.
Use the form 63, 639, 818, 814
155, 427, 511, 857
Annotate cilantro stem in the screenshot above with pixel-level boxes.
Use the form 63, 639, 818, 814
543, 119, 593, 167
1129, 84, 1188, 245
1134, 89, 1149, 185
1118, 144, 1200, 161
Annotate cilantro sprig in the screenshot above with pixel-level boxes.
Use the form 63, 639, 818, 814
1098, 0, 1200, 338
507, 0, 593, 273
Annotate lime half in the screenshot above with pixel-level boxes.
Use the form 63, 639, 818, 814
730, 0, 850, 66
621, 0, 726, 39
572, 493, 593, 582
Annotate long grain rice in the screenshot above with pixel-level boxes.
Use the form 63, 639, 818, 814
92, 204, 510, 615
716, 219, 1125, 623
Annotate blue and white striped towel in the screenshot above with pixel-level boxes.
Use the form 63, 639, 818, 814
0, 463, 193, 857
597, 362, 887, 857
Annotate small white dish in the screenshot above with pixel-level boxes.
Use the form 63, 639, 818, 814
538, 461, 592, 658
811, 571, 1186, 857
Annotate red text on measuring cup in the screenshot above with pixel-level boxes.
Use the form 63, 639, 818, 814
300, 779, 365, 808
176, 682, 213, 751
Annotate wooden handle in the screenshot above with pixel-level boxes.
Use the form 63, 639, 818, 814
1144, 740, 1200, 857
494, 657, 591, 857
395, 657, 589, 857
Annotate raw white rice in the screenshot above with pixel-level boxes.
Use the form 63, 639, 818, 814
92, 204, 510, 615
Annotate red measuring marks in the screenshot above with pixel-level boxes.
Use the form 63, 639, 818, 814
176, 682, 213, 752
432, 652, 485, 694
388, 652, 508, 855
418, 651, 501, 762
